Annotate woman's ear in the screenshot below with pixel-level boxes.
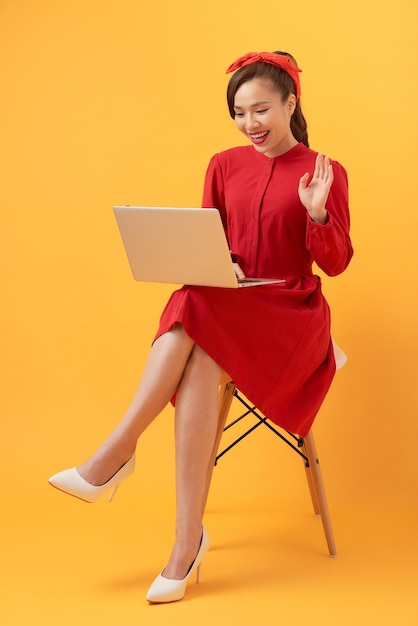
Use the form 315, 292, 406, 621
287, 94, 297, 115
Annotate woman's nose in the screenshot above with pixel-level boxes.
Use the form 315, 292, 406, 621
245, 115, 259, 131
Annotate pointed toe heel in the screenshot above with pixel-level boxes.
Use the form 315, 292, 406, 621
48, 455, 135, 503
146, 526, 210, 603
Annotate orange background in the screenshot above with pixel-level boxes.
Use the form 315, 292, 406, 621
1, 1, 417, 624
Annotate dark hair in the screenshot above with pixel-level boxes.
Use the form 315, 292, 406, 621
226, 51, 309, 147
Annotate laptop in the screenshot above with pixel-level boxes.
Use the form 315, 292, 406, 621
113, 206, 285, 289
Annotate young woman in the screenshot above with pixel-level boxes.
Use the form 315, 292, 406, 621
49, 51, 353, 603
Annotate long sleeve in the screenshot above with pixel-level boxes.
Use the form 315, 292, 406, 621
305, 161, 353, 276
201, 154, 227, 229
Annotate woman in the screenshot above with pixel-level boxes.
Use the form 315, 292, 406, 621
49, 50, 353, 603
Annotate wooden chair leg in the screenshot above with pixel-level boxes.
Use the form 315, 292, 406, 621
301, 430, 337, 557
201, 382, 236, 515
303, 454, 321, 516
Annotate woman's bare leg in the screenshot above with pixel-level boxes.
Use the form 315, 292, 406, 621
162, 344, 226, 580
78, 325, 195, 485
75, 324, 227, 580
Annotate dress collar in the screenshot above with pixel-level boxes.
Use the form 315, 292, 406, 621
252, 141, 307, 163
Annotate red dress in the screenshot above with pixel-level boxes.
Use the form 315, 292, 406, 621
154, 143, 353, 436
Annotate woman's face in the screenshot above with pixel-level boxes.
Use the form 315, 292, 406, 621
233, 78, 297, 158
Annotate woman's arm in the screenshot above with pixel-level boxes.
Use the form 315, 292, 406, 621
299, 154, 353, 276
201, 155, 246, 279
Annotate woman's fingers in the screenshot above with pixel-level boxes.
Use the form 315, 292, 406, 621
326, 159, 334, 186
232, 262, 246, 280
298, 171, 310, 190
314, 154, 333, 186
314, 153, 322, 179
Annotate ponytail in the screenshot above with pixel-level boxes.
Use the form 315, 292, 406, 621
290, 100, 309, 148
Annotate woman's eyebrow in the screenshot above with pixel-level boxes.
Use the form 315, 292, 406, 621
234, 100, 271, 109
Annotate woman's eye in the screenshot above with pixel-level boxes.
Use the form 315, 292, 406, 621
256, 109, 268, 114
234, 112, 244, 117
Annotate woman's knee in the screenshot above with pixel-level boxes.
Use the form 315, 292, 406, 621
186, 344, 229, 384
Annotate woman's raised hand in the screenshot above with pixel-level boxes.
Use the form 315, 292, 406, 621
298, 153, 334, 225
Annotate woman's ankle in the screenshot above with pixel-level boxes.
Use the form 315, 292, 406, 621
161, 521, 203, 579
78, 442, 135, 485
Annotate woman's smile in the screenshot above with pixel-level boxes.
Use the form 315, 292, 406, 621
248, 130, 270, 144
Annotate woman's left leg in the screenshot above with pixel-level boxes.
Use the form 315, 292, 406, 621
162, 344, 227, 580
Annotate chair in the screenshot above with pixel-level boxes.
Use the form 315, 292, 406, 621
203, 340, 347, 558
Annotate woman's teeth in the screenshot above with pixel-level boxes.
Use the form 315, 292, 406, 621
250, 131, 269, 144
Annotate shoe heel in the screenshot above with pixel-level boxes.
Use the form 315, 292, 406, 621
108, 484, 120, 502
195, 563, 201, 584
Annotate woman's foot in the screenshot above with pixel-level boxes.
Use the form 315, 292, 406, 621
146, 526, 210, 603
163, 524, 204, 580
48, 455, 136, 503
77, 440, 136, 486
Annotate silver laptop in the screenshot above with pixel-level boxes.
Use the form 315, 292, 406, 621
113, 206, 284, 289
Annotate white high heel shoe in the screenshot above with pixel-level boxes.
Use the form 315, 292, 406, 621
48, 455, 135, 503
146, 526, 210, 603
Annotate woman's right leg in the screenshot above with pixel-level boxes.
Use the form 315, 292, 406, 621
77, 325, 195, 486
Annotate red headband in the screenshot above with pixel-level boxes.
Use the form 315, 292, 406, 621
226, 52, 302, 99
